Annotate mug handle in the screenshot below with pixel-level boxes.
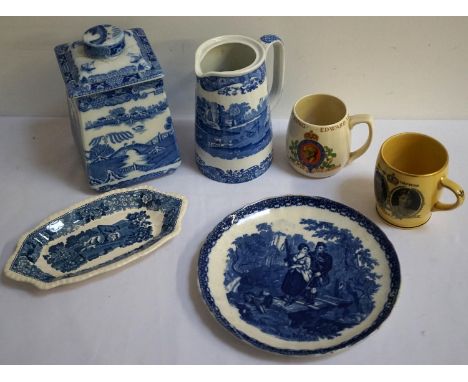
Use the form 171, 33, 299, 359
259, 34, 285, 110
433, 177, 465, 211
347, 114, 374, 165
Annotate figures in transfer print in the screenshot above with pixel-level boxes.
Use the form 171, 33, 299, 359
223, 219, 381, 341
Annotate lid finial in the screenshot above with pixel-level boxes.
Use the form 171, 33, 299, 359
83, 24, 125, 58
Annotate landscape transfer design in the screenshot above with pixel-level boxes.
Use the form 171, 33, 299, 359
195, 96, 272, 160
194, 34, 281, 184
5, 188, 186, 289
198, 196, 400, 355
55, 26, 181, 192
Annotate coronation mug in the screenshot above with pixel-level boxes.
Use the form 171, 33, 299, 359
286, 94, 373, 178
374, 132, 464, 228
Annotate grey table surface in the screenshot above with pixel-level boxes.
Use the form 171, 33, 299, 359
0, 117, 467, 364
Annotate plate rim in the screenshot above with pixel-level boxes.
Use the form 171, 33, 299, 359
198, 195, 401, 356
4, 186, 188, 290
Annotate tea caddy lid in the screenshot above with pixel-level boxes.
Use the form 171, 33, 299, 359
54, 24, 164, 98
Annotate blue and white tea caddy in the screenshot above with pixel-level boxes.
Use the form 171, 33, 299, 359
195, 34, 285, 183
55, 25, 181, 192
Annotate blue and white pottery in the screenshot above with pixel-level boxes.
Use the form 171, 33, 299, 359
194, 34, 285, 183
4, 186, 187, 290
198, 196, 400, 355
55, 25, 181, 192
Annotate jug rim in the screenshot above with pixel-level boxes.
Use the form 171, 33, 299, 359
195, 35, 265, 78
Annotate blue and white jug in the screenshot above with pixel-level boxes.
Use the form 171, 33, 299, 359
55, 25, 181, 192
195, 34, 285, 183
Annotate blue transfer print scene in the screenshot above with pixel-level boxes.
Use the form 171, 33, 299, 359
195, 96, 271, 160
45, 211, 152, 273
224, 220, 381, 341
9, 190, 184, 284
55, 25, 181, 191
85, 115, 180, 190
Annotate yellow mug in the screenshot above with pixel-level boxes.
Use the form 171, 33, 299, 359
287, 94, 373, 178
375, 132, 464, 228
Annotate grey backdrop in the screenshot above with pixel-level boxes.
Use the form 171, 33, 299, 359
0, 16, 467, 119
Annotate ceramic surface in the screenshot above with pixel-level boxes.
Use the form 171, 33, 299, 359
375, 132, 464, 228
194, 34, 284, 183
55, 25, 181, 191
4, 186, 187, 290
287, 94, 373, 178
198, 196, 400, 356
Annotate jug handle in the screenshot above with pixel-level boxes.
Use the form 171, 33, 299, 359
259, 35, 285, 110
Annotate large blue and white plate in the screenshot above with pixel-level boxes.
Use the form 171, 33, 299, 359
198, 196, 400, 356
4, 186, 187, 290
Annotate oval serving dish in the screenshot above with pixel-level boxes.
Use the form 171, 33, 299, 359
4, 186, 187, 289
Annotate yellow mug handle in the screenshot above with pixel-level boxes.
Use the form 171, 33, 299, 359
433, 177, 465, 211
347, 114, 374, 165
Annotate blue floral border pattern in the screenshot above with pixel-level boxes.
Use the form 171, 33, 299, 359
9, 189, 184, 284
195, 153, 272, 184
85, 100, 168, 130
78, 80, 164, 112
198, 196, 401, 355
55, 28, 164, 98
198, 63, 266, 96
